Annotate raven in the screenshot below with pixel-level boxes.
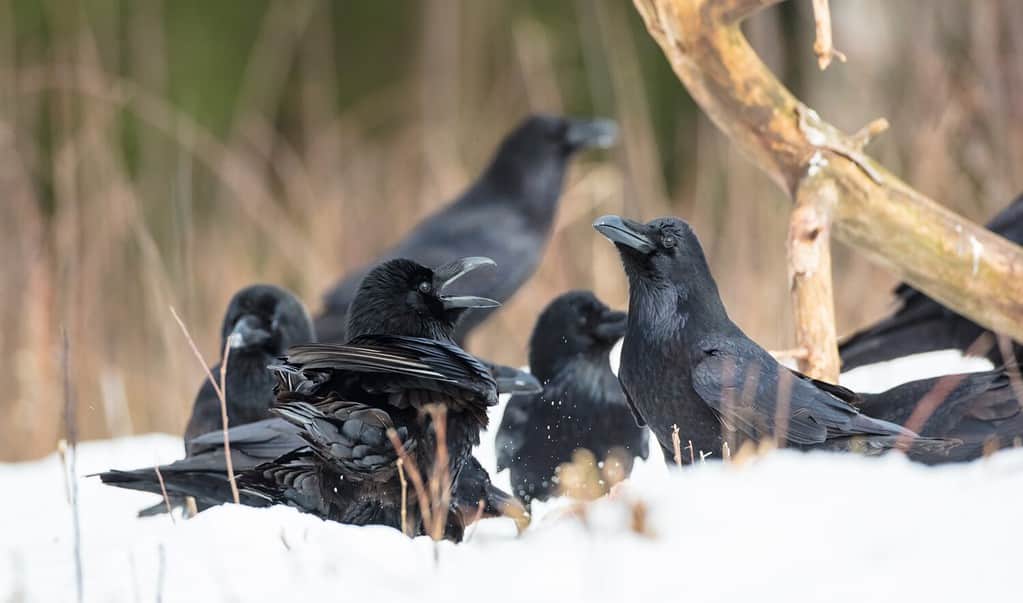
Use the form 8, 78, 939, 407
594, 215, 941, 463
855, 369, 1023, 464
315, 114, 618, 345
103, 418, 526, 538
495, 291, 648, 506
104, 257, 525, 540
840, 193, 1023, 370
183, 284, 314, 452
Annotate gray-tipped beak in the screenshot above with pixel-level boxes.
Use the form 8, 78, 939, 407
228, 315, 272, 349
441, 295, 501, 311
484, 485, 531, 533
433, 256, 497, 291
434, 256, 500, 311
593, 310, 628, 341
494, 369, 542, 396
593, 215, 656, 254
565, 118, 618, 150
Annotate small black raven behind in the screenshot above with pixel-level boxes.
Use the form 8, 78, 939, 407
840, 193, 1023, 370
594, 215, 945, 463
315, 114, 618, 345
855, 369, 1023, 464
495, 291, 648, 506
183, 284, 314, 451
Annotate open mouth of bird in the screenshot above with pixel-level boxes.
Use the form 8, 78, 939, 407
593, 215, 655, 254
433, 256, 501, 310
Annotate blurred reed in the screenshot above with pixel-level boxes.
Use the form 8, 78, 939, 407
1, 0, 1021, 460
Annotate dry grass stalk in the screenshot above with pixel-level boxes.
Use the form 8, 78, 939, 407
670, 424, 682, 465
424, 405, 452, 542
153, 464, 176, 525
396, 458, 409, 537
168, 306, 239, 504
386, 428, 432, 533
60, 328, 83, 603
687, 439, 696, 465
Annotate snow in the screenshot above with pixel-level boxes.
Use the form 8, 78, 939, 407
2, 351, 1020, 602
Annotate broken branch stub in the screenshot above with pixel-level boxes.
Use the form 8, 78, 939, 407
632, 0, 1023, 344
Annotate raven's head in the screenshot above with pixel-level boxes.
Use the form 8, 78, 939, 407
482, 115, 617, 219
446, 457, 529, 541
528, 290, 626, 379
219, 284, 314, 357
593, 215, 727, 326
346, 257, 500, 341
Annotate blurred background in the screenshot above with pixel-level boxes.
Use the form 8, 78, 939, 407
2, 0, 1022, 460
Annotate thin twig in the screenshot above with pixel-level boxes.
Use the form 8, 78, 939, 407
169, 306, 239, 504
811, 0, 846, 70
768, 347, 809, 361
425, 405, 451, 543
219, 339, 240, 504
671, 424, 682, 465
387, 429, 431, 531
61, 328, 83, 603
396, 458, 409, 537
687, 439, 695, 465
153, 464, 176, 525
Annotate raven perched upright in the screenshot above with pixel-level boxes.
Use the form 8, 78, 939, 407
594, 215, 941, 463
855, 369, 1023, 464
840, 193, 1023, 370
496, 291, 647, 506
103, 258, 522, 538
184, 284, 314, 452
315, 114, 618, 345
239, 256, 505, 534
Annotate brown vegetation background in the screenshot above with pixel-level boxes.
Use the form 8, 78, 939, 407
2, 0, 1022, 461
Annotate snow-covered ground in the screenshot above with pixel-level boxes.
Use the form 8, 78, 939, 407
2, 350, 1018, 602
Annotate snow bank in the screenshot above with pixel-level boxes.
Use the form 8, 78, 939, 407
1, 349, 1018, 602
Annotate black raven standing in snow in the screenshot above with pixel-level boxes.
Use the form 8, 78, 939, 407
315, 114, 618, 345
594, 215, 942, 463
840, 193, 1023, 370
238, 256, 511, 536
183, 284, 314, 451
496, 291, 647, 506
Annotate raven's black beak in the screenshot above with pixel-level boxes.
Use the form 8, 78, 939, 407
482, 484, 531, 533
433, 256, 501, 310
494, 367, 543, 396
593, 215, 656, 254
565, 118, 618, 150
593, 310, 628, 341
228, 315, 272, 349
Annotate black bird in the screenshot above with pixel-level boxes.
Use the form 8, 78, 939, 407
855, 369, 1023, 464
103, 419, 527, 536
183, 284, 314, 451
495, 291, 648, 506
315, 114, 618, 345
594, 215, 940, 463
105, 257, 516, 539
840, 193, 1023, 370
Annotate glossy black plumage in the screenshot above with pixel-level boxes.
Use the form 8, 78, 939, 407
855, 369, 1023, 463
183, 284, 314, 451
495, 291, 647, 506
594, 215, 944, 463
840, 194, 1023, 370
315, 115, 617, 345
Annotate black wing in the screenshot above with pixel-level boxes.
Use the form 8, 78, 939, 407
276, 335, 498, 413
692, 338, 913, 446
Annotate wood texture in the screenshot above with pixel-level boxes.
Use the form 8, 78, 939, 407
632, 0, 1023, 345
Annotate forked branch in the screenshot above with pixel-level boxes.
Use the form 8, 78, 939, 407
632, 0, 1023, 344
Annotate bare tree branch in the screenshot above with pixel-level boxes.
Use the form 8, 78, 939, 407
811, 0, 846, 70
632, 0, 1023, 345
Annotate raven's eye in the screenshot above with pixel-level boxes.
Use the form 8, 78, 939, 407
661, 235, 676, 249
418, 281, 431, 294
